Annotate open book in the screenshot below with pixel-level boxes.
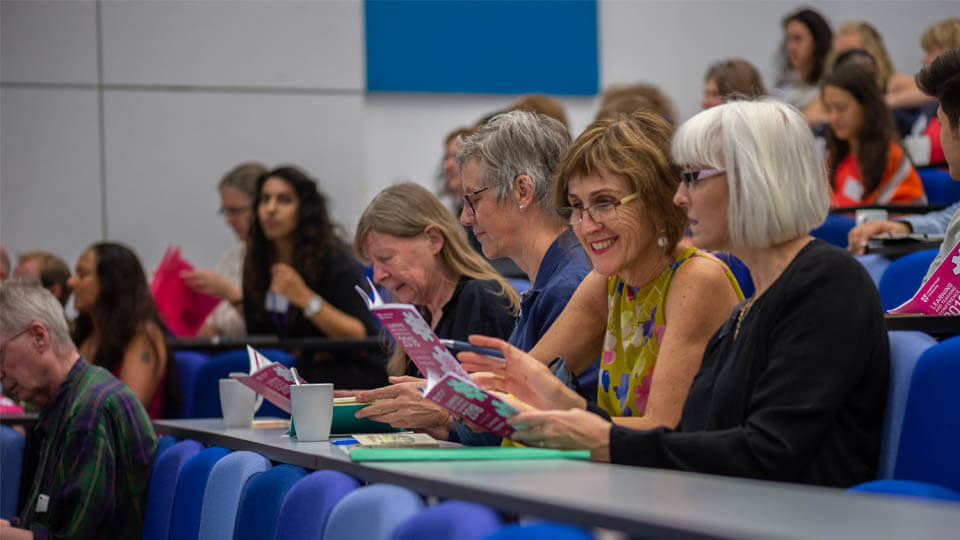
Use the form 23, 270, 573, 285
231, 346, 294, 413
889, 238, 960, 315
355, 278, 518, 438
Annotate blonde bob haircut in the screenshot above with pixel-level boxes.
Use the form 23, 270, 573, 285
921, 18, 960, 52
671, 99, 829, 249
355, 183, 520, 375
553, 111, 687, 254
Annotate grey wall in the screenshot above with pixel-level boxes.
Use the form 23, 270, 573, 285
2, 0, 957, 276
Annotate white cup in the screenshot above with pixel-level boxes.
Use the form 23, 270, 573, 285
855, 208, 889, 227
219, 377, 261, 428
290, 383, 334, 442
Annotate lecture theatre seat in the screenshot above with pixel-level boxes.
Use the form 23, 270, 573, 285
876, 249, 938, 311
234, 464, 308, 540
184, 348, 294, 418
850, 335, 960, 502
393, 501, 503, 540
324, 484, 425, 540
197, 450, 271, 540
273, 470, 361, 540
167, 446, 231, 539
810, 215, 855, 249
142, 439, 204, 540
0, 426, 25, 519
879, 332, 937, 478
482, 522, 595, 540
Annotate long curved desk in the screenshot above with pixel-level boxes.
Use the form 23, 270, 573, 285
154, 418, 960, 539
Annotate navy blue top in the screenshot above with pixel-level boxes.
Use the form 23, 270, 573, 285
455, 229, 595, 445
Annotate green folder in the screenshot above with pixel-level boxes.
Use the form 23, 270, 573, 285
350, 447, 591, 461
289, 403, 402, 438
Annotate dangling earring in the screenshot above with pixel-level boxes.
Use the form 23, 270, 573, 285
657, 235, 668, 248
518, 204, 525, 210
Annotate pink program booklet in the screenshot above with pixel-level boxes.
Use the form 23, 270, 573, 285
231, 345, 293, 413
889, 238, 960, 315
355, 279, 518, 438
150, 245, 221, 336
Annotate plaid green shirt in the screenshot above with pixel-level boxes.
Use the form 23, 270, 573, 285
17, 357, 157, 540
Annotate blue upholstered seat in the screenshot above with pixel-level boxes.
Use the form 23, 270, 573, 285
272, 470, 360, 540
323, 484, 424, 540
197, 450, 271, 540
142, 439, 204, 540
234, 464, 308, 540
393, 501, 502, 540
168, 446, 231, 539
0, 426, 25, 519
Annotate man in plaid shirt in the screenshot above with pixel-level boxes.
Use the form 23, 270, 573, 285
0, 279, 157, 540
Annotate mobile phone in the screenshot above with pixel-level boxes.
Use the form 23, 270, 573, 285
439, 339, 505, 360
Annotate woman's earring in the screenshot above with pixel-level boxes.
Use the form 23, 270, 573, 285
518, 204, 525, 210
657, 235, 668, 248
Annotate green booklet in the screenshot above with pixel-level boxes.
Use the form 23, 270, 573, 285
350, 447, 591, 462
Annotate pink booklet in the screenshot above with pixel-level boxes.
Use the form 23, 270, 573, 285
231, 345, 293, 413
150, 245, 221, 336
889, 238, 960, 315
355, 279, 518, 438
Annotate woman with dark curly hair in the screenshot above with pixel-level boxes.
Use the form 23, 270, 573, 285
242, 166, 385, 388
69, 242, 178, 418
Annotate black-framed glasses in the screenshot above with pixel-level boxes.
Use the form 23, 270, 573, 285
463, 187, 490, 215
681, 168, 725, 188
556, 193, 639, 226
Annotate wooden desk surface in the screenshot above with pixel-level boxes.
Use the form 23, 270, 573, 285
153, 418, 960, 539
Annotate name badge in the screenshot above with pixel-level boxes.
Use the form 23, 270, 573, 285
842, 177, 864, 202
37, 493, 50, 513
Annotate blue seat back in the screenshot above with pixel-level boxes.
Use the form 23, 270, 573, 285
185, 348, 293, 418
273, 470, 360, 540
507, 278, 532, 295
394, 501, 502, 540
0, 426, 25, 519
709, 251, 754, 298
855, 254, 892, 288
877, 249, 938, 311
894, 335, 960, 492
155, 435, 178, 460
918, 167, 953, 205
850, 479, 960, 502
168, 446, 231, 539
142, 439, 204, 540
234, 464, 307, 540
173, 350, 212, 417
811, 215, 855, 249
481, 522, 595, 540
324, 484, 424, 540
880, 332, 937, 478
197, 451, 271, 540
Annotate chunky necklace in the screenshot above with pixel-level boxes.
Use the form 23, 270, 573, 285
734, 298, 756, 340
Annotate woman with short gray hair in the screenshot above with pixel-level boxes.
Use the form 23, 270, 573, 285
500, 100, 888, 487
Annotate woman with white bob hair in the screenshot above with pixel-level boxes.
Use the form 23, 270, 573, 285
485, 99, 889, 487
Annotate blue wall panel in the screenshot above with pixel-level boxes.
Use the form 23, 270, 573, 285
365, 0, 598, 95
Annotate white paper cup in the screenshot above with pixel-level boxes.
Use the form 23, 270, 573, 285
855, 208, 889, 227
219, 378, 259, 428
290, 383, 334, 442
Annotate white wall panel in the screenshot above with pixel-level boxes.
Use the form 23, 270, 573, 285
601, 0, 960, 123
363, 93, 598, 208
0, 87, 102, 269
100, 0, 364, 89
0, 0, 98, 84
102, 89, 365, 272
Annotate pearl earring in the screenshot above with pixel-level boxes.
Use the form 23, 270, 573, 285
657, 236, 668, 248
519, 204, 525, 210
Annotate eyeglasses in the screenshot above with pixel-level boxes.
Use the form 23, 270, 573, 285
0, 327, 31, 364
462, 187, 489, 216
218, 206, 251, 218
556, 193, 639, 226
681, 168, 725, 188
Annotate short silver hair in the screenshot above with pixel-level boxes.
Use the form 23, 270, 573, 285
0, 278, 73, 355
456, 110, 571, 220
671, 99, 829, 248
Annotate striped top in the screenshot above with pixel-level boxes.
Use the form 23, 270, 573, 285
831, 142, 926, 207
18, 357, 157, 540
